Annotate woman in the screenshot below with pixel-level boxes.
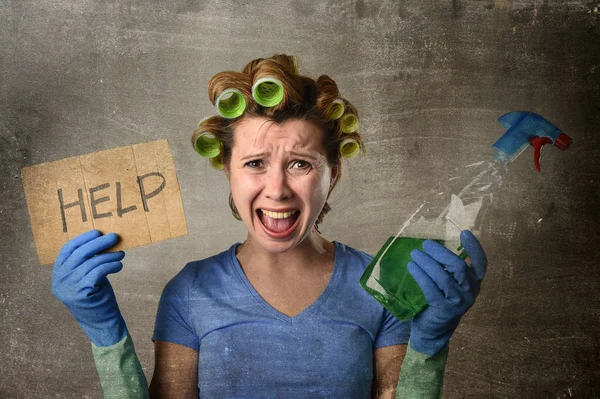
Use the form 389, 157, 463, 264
52, 54, 487, 398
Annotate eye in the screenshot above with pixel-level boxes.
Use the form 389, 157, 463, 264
245, 160, 263, 168
291, 160, 312, 170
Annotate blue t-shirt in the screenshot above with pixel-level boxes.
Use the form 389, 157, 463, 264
152, 241, 410, 398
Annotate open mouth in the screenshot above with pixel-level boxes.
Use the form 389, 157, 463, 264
256, 209, 301, 239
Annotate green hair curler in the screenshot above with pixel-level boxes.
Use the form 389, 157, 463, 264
252, 77, 284, 107
210, 155, 224, 170
215, 88, 247, 119
194, 132, 222, 158
340, 138, 360, 158
326, 99, 345, 120
340, 113, 359, 134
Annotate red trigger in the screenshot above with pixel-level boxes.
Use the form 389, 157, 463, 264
528, 136, 553, 172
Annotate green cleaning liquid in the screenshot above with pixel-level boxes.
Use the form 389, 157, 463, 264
360, 236, 431, 321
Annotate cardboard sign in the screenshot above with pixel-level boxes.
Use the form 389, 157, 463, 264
21, 139, 188, 264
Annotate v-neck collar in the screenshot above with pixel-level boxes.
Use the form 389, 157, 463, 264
229, 241, 342, 324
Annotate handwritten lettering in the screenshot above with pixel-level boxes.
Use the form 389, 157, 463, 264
58, 172, 166, 232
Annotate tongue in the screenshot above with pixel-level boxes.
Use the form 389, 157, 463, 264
261, 212, 297, 233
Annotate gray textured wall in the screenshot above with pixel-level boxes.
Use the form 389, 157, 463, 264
1, 1, 599, 397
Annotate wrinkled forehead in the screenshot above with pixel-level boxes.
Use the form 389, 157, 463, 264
232, 117, 325, 156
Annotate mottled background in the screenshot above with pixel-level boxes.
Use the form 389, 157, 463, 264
1, 0, 599, 397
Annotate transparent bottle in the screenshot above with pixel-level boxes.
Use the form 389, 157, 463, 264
360, 160, 505, 321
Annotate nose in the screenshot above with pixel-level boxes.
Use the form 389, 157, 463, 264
264, 168, 293, 201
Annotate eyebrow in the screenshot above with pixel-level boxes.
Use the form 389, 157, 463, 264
239, 152, 268, 162
239, 151, 318, 162
290, 151, 318, 160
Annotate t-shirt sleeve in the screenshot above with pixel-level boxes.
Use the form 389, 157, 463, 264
152, 268, 200, 351
373, 308, 411, 348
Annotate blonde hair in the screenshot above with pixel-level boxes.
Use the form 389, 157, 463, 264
192, 54, 365, 231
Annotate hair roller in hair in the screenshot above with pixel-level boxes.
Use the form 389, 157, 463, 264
192, 117, 222, 158
340, 138, 360, 158
193, 132, 222, 158
252, 77, 285, 107
215, 88, 247, 119
340, 113, 359, 134
210, 155, 224, 170
326, 99, 345, 120
208, 71, 252, 118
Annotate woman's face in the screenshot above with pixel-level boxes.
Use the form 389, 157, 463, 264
225, 116, 337, 253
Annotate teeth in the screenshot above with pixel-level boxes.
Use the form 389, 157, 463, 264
261, 210, 297, 219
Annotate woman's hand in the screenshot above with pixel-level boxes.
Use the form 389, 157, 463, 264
51, 230, 128, 347
407, 230, 487, 356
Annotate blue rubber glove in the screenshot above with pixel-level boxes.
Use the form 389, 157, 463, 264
51, 230, 128, 347
408, 230, 487, 357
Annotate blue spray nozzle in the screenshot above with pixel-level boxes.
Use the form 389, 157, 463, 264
492, 111, 572, 172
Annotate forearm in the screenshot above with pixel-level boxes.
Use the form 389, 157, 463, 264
91, 333, 149, 399
395, 341, 448, 399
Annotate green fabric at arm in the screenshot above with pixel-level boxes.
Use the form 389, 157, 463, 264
396, 342, 449, 399
91, 333, 149, 399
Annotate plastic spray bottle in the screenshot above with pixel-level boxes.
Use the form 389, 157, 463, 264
359, 161, 501, 321
360, 111, 572, 321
